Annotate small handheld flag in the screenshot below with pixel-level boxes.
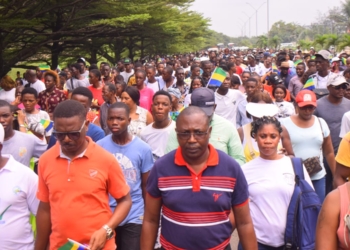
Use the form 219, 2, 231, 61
59, 238, 89, 250
39, 64, 50, 73
303, 77, 315, 90
207, 67, 227, 87
40, 119, 53, 132
342, 57, 347, 66
272, 64, 279, 73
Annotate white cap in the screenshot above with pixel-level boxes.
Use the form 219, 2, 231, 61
0, 124, 4, 144
331, 57, 340, 63
327, 74, 349, 87
246, 103, 279, 118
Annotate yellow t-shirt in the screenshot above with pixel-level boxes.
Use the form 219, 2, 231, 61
336, 132, 350, 168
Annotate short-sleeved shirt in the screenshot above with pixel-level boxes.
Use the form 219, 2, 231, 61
37, 138, 130, 250
97, 135, 153, 225
139, 87, 154, 112
26, 80, 46, 94
25, 110, 53, 136
166, 114, 246, 166
66, 77, 89, 91
215, 89, 245, 125
242, 156, 313, 247
314, 96, 350, 152
3, 131, 47, 166
340, 111, 350, 138
88, 85, 104, 106
140, 121, 175, 161
281, 116, 329, 180
0, 155, 39, 249
288, 75, 303, 97
336, 132, 350, 172
147, 144, 249, 249
38, 87, 67, 114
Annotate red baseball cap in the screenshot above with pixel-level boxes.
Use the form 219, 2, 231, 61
295, 90, 317, 107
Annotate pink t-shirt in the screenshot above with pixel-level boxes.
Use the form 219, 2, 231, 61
139, 87, 154, 112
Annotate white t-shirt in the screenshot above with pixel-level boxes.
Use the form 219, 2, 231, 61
28, 79, 46, 94
140, 120, 175, 161
120, 70, 134, 83
214, 89, 245, 125
274, 101, 295, 119
0, 88, 16, 103
244, 64, 264, 76
340, 111, 350, 138
280, 116, 329, 180
146, 80, 161, 93
0, 155, 39, 249
242, 156, 312, 247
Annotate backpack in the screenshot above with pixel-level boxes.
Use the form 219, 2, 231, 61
284, 157, 322, 250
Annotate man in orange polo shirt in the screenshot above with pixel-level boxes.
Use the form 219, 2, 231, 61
35, 100, 131, 250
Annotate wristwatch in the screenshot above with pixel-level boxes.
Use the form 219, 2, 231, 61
102, 225, 114, 240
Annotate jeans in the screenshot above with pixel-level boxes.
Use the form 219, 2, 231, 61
323, 156, 333, 195
238, 242, 284, 250
115, 223, 142, 250
312, 176, 326, 203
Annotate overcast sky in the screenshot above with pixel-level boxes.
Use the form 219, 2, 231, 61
190, 0, 344, 37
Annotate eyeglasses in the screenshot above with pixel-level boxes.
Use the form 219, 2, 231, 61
333, 84, 348, 90
176, 127, 210, 140
299, 105, 316, 111
52, 121, 86, 141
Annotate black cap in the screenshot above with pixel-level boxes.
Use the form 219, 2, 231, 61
269, 74, 283, 85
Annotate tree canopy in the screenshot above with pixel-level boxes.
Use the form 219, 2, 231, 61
0, 0, 219, 77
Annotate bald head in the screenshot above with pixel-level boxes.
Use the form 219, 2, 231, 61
176, 106, 209, 128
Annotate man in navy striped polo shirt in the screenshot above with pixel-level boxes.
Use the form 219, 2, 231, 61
141, 106, 257, 250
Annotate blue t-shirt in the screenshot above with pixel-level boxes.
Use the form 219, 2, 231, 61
47, 123, 105, 149
96, 135, 154, 225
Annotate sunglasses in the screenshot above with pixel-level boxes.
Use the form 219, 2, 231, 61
333, 84, 348, 90
52, 121, 86, 141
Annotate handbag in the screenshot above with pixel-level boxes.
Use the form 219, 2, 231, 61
302, 157, 322, 176
302, 118, 324, 177
313, 88, 329, 100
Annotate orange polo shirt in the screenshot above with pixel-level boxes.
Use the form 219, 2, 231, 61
37, 137, 130, 250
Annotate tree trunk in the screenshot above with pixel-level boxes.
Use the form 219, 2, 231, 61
51, 41, 60, 70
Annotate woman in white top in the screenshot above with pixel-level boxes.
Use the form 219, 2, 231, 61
183, 77, 204, 106
237, 91, 294, 162
280, 90, 335, 203
121, 86, 153, 137
239, 116, 312, 250
272, 84, 295, 119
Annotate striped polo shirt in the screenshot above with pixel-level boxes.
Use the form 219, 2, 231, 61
147, 144, 249, 249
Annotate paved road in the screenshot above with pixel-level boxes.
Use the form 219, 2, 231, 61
230, 231, 239, 249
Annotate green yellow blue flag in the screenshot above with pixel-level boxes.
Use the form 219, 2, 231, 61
207, 67, 227, 87
303, 77, 315, 90
59, 239, 88, 250
342, 57, 347, 66
40, 119, 53, 132
272, 64, 279, 73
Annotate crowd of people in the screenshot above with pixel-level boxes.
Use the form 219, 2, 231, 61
2, 46, 350, 249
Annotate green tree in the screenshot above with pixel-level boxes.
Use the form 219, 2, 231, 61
338, 34, 350, 49
298, 39, 313, 50
325, 34, 340, 50
313, 34, 328, 49
256, 35, 268, 49
268, 35, 282, 50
